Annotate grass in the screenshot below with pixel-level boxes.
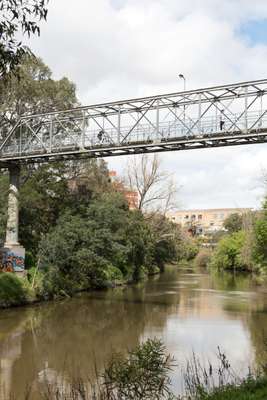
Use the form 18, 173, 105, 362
204, 377, 267, 400
0, 272, 28, 307
11, 342, 266, 400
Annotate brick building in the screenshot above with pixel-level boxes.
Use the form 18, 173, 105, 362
109, 171, 139, 210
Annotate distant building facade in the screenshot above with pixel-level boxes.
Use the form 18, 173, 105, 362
166, 208, 252, 235
109, 170, 139, 210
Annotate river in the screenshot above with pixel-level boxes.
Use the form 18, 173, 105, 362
0, 265, 267, 399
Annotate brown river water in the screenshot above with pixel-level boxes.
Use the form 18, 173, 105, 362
0, 265, 267, 399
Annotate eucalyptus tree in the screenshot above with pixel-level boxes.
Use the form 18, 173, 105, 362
0, 54, 79, 138
0, 0, 49, 77
0, 55, 79, 252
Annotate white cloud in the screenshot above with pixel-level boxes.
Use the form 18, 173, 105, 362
28, 0, 267, 208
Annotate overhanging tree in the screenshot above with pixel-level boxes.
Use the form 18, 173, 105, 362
0, 55, 79, 250
0, 0, 49, 77
0, 54, 79, 138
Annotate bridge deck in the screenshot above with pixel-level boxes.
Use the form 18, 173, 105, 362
0, 79, 267, 165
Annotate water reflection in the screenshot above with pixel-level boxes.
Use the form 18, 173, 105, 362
0, 266, 266, 399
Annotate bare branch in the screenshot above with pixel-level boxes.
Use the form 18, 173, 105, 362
125, 154, 179, 215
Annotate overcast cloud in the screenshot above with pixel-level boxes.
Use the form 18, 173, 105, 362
28, 0, 267, 209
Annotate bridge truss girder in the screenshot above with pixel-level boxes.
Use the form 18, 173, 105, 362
0, 79, 267, 166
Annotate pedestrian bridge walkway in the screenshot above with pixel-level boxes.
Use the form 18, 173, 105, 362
0, 79, 267, 165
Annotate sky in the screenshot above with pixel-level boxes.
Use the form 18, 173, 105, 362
28, 0, 267, 210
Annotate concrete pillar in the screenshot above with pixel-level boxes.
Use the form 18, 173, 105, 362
2, 165, 25, 274
5, 165, 20, 246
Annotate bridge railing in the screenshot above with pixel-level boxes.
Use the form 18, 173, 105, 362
1, 79, 267, 161
1, 110, 266, 158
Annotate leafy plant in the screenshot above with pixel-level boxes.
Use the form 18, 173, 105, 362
102, 339, 174, 400
0, 0, 49, 76
0, 273, 28, 307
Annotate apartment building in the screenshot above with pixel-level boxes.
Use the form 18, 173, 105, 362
166, 208, 252, 234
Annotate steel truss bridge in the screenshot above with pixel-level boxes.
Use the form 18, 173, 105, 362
1, 79, 267, 166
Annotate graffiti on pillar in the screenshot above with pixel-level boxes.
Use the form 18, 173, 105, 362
0, 251, 25, 272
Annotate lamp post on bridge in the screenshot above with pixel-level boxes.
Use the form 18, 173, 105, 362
179, 74, 186, 91
179, 73, 186, 132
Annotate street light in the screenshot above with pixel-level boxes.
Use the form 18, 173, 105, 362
179, 74, 186, 130
179, 74, 186, 91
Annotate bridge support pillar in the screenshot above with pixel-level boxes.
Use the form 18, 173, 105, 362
1, 165, 25, 274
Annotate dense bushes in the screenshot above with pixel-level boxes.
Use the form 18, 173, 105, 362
253, 202, 267, 268
209, 200, 267, 274
177, 232, 199, 262
0, 157, 182, 305
209, 231, 250, 272
194, 249, 212, 268
37, 192, 175, 298
0, 273, 29, 307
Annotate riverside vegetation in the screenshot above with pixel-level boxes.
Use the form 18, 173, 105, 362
0, 4, 267, 398
0, 55, 199, 308
13, 339, 267, 400
194, 200, 267, 278
0, 159, 182, 306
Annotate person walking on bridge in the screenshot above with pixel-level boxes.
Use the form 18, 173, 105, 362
219, 109, 225, 131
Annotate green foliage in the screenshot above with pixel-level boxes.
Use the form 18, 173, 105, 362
0, 54, 78, 138
194, 249, 212, 268
201, 377, 267, 400
253, 201, 267, 269
182, 347, 267, 400
20, 160, 110, 256
209, 199, 267, 274
24, 251, 36, 270
38, 193, 163, 298
0, 273, 28, 307
103, 265, 124, 283
150, 216, 180, 270
177, 234, 199, 262
0, 0, 49, 76
223, 213, 243, 233
210, 231, 251, 272
0, 55, 80, 251
102, 339, 173, 400
254, 219, 267, 265
26, 339, 267, 400
0, 54, 181, 305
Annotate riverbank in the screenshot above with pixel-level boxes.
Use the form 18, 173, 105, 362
14, 339, 267, 400
0, 265, 266, 398
203, 377, 267, 400
0, 264, 162, 309
15, 373, 267, 400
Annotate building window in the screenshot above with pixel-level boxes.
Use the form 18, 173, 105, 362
185, 215, 189, 219
198, 214, 202, 220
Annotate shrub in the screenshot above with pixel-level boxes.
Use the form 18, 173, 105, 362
223, 213, 243, 233
102, 339, 174, 400
253, 218, 267, 269
24, 251, 36, 270
194, 249, 212, 268
0, 273, 28, 307
104, 265, 124, 282
38, 193, 162, 296
209, 231, 251, 272
177, 234, 199, 262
